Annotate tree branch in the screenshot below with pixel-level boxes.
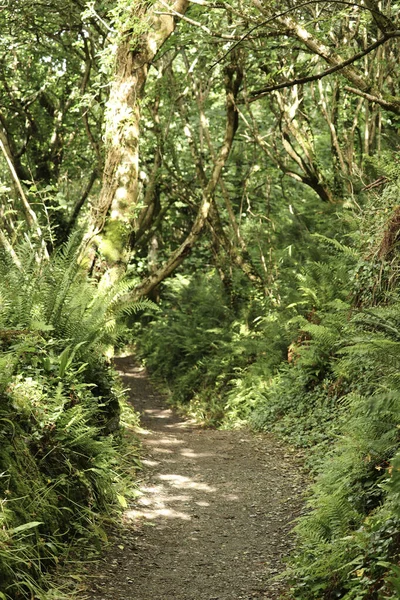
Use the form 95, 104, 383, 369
212, 0, 392, 70
248, 32, 400, 102
0, 133, 49, 259
130, 62, 242, 299
344, 85, 400, 113
66, 168, 99, 235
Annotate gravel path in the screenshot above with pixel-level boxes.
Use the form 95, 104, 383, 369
81, 356, 305, 600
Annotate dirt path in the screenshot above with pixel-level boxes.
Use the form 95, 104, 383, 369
82, 356, 305, 600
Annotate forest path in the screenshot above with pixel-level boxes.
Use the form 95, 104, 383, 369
82, 356, 304, 600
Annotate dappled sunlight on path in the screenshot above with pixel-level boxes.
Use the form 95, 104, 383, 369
81, 356, 304, 600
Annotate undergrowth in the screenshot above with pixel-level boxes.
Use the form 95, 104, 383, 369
0, 235, 142, 599
136, 171, 400, 598
137, 273, 287, 425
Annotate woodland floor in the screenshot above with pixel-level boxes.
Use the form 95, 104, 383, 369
81, 356, 305, 600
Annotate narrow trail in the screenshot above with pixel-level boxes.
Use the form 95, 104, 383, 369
82, 356, 305, 600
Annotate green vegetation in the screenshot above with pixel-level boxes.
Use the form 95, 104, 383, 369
2, 0, 400, 598
0, 237, 141, 599
136, 173, 400, 598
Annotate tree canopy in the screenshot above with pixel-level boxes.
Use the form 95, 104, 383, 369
1, 0, 399, 287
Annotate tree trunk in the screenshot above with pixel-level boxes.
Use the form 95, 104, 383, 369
91, 0, 189, 233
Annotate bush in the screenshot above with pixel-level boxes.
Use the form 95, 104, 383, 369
0, 236, 140, 599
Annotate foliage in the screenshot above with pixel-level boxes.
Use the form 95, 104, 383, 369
4, 0, 400, 598
0, 236, 141, 599
137, 273, 234, 423
136, 171, 400, 598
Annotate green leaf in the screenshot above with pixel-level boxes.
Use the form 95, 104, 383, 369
58, 341, 86, 377
31, 320, 54, 332
11, 521, 43, 534
117, 494, 128, 508
58, 345, 72, 378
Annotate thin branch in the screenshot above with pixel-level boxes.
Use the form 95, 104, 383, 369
81, 36, 103, 167
0, 136, 33, 228
344, 85, 400, 112
248, 32, 400, 102
0, 134, 49, 259
155, 7, 239, 39
67, 168, 99, 234
210, 0, 389, 70
84, 4, 115, 32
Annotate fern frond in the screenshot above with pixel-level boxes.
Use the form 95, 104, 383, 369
312, 233, 359, 258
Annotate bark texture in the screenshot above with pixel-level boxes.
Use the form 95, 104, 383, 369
92, 0, 189, 233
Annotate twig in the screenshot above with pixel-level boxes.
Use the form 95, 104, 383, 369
210, 0, 395, 70
248, 32, 400, 101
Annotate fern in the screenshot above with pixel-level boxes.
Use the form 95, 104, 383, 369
0, 233, 145, 598
311, 233, 359, 258
0, 233, 155, 355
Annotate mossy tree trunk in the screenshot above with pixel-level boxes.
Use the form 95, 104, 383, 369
92, 0, 189, 234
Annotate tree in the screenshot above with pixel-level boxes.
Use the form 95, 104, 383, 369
91, 0, 190, 234
0, 0, 107, 242
2, 0, 400, 299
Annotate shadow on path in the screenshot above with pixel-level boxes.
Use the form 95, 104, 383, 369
82, 356, 304, 600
